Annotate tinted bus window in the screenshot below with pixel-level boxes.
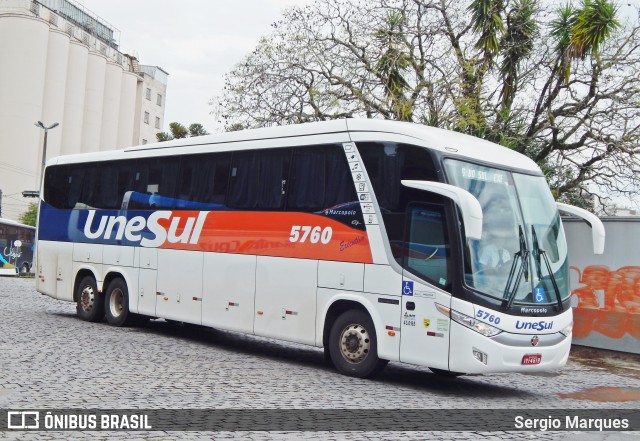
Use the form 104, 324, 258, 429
178, 153, 230, 207
85, 161, 136, 209
359, 143, 438, 211
228, 149, 290, 210
359, 142, 450, 290
128, 157, 180, 209
405, 203, 451, 289
287, 144, 356, 212
43, 164, 70, 209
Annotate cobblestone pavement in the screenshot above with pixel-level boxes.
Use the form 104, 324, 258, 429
1, 277, 638, 440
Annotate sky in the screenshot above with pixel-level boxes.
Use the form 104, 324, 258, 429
77, 1, 638, 145
79, 0, 639, 136
79, 0, 312, 134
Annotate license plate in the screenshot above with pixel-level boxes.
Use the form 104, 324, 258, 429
521, 354, 542, 365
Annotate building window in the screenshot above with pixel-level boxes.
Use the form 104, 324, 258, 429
146, 88, 151, 100
144, 111, 149, 124
155, 117, 160, 129
142, 139, 148, 145
157, 94, 162, 106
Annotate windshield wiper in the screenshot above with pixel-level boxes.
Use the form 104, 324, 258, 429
531, 226, 563, 311
501, 226, 530, 311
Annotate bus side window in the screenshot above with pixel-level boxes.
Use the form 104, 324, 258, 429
404, 203, 452, 291
44, 165, 71, 209
211, 154, 230, 204
228, 149, 290, 210
130, 157, 180, 209
95, 162, 134, 209
287, 144, 357, 212
288, 147, 325, 210
66, 166, 86, 209
324, 146, 357, 208
177, 153, 230, 207
76, 165, 97, 208
359, 142, 449, 289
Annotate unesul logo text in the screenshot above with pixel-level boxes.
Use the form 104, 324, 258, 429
83, 210, 207, 247
515, 320, 554, 331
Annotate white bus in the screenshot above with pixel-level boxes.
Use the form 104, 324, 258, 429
1, 218, 35, 276
36, 119, 604, 377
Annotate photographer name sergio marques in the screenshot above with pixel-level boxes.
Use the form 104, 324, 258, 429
515, 415, 630, 431
7, 411, 152, 430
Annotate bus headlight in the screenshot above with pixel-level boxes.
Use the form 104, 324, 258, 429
450, 309, 502, 337
560, 323, 573, 337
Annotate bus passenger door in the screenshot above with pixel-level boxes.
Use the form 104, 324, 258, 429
399, 203, 452, 371
137, 247, 157, 316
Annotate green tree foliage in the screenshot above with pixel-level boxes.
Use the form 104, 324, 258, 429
156, 122, 209, 142
213, 0, 640, 206
188, 123, 209, 137
374, 11, 413, 121
18, 203, 37, 227
156, 132, 172, 142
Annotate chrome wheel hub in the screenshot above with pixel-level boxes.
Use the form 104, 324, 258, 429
339, 323, 370, 364
80, 286, 95, 312
109, 288, 124, 318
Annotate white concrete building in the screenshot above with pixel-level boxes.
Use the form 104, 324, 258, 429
135, 65, 169, 145
0, 0, 168, 220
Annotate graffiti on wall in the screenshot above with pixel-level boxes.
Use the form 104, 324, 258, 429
570, 265, 640, 340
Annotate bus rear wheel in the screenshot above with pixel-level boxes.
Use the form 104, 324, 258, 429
104, 278, 134, 327
328, 309, 387, 378
76, 276, 104, 322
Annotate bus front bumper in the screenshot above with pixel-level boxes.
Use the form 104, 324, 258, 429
448, 321, 572, 374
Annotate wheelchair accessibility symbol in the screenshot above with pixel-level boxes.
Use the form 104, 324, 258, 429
403, 281, 414, 296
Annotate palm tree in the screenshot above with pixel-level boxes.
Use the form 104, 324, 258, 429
188, 123, 209, 137
499, 0, 538, 111
551, 0, 620, 83
374, 11, 412, 121
549, 3, 575, 84
169, 122, 189, 139
469, 0, 506, 58
156, 122, 209, 142
568, 0, 620, 59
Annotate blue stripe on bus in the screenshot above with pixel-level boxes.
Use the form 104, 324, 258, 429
38, 202, 154, 246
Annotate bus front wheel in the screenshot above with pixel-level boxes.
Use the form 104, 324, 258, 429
76, 276, 104, 322
104, 278, 133, 327
328, 309, 387, 378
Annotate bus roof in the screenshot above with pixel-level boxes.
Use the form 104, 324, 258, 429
49, 119, 540, 173
0, 218, 36, 230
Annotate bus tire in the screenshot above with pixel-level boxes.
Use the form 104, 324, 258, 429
104, 278, 133, 327
328, 309, 387, 378
21, 263, 30, 274
76, 276, 104, 322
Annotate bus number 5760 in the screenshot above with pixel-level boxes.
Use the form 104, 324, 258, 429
289, 226, 332, 244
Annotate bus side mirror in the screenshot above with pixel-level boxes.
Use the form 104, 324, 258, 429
556, 202, 605, 255
401, 180, 483, 240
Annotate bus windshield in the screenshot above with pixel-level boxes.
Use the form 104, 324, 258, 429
444, 159, 569, 305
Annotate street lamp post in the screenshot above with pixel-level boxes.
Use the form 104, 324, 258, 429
32, 121, 59, 276
35, 121, 59, 191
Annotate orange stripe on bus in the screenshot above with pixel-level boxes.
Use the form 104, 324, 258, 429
156, 211, 373, 263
